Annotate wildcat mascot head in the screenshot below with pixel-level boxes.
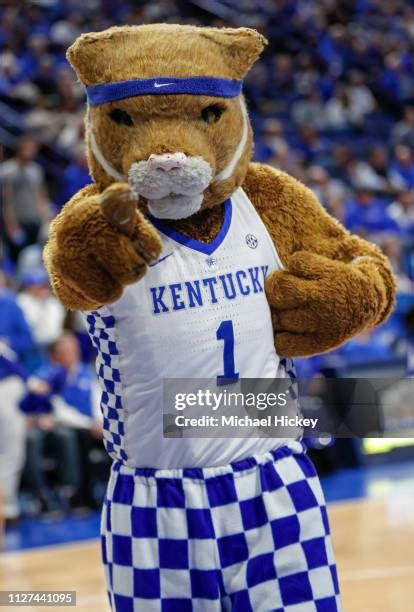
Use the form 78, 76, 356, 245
67, 23, 267, 220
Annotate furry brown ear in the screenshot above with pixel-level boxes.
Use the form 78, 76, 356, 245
66, 29, 117, 85
199, 27, 268, 78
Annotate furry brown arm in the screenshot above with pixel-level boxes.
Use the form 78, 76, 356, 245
43, 183, 162, 311
243, 163, 397, 357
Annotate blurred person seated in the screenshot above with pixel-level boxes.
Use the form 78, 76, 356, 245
58, 143, 91, 207
392, 103, 414, 148
388, 189, 414, 234
0, 239, 13, 279
326, 192, 347, 225
377, 52, 414, 109
333, 328, 396, 366
22, 332, 105, 513
306, 165, 346, 206
328, 144, 355, 184
25, 96, 61, 142
324, 86, 358, 130
0, 269, 34, 364
255, 118, 288, 163
21, 378, 82, 516
0, 335, 29, 534
349, 146, 392, 193
0, 261, 33, 530
291, 90, 327, 130
378, 233, 414, 293
345, 188, 400, 234
405, 305, 414, 374
0, 137, 50, 262
293, 124, 328, 164
389, 144, 414, 190
17, 268, 65, 353
50, 332, 105, 511
56, 110, 85, 154
268, 143, 305, 181
347, 69, 377, 120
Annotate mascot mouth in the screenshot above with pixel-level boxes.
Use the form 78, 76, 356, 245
143, 192, 205, 220
128, 154, 212, 220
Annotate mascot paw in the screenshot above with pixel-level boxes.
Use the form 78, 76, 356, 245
265, 251, 381, 357
52, 183, 162, 308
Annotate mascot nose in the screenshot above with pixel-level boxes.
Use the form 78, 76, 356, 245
147, 152, 187, 172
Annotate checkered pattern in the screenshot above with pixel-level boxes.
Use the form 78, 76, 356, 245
279, 358, 299, 402
86, 310, 127, 462
101, 441, 341, 611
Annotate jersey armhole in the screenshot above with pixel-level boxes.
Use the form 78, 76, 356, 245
238, 187, 285, 271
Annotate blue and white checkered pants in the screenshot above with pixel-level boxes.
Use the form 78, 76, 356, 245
101, 441, 341, 611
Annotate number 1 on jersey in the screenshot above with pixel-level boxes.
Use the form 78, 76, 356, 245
216, 320, 239, 385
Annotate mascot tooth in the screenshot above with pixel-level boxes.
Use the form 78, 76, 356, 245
44, 23, 396, 611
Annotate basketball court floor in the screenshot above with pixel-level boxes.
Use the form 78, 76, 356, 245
1, 462, 413, 612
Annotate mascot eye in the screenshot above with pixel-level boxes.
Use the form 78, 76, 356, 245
201, 105, 223, 124
108, 108, 134, 127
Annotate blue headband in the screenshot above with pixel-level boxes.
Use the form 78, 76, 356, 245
85, 76, 243, 106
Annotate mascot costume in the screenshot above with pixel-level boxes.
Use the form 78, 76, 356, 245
44, 24, 396, 612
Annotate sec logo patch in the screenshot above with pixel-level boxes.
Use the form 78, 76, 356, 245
245, 234, 258, 249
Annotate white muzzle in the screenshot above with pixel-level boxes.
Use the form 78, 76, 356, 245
128, 153, 213, 220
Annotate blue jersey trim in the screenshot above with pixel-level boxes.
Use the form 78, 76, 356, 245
86, 77, 243, 106
149, 199, 232, 256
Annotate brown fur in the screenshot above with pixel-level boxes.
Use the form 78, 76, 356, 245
243, 164, 396, 356
44, 24, 396, 358
44, 183, 162, 311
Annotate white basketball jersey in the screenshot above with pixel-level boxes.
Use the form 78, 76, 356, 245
86, 187, 294, 468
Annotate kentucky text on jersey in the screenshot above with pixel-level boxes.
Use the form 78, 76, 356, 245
150, 265, 269, 314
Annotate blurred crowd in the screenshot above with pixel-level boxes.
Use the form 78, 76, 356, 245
1, 0, 414, 527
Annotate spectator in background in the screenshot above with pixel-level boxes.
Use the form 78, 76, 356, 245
324, 86, 365, 130
388, 189, 414, 235
329, 145, 355, 185
345, 189, 400, 234
347, 70, 377, 121
17, 268, 65, 353
326, 192, 347, 225
292, 90, 326, 131
392, 104, 414, 148
268, 143, 305, 181
49, 12, 83, 47
0, 137, 50, 262
58, 143, 90, 207
378, 52, 414, 111
23, 332, 105, 512
389, 144, 414, 189
255, 119, 287, 163
51, 332, 106, 509
0, 344, 27, 535
56, 111, 84, 154
306, 165, 346, 206
0, 269, 33, 365
294, 124, 328, 164
25, 96, 60, 142
349, 147, 391, 193
0, 266, 32, 530
379, 233, 414, 293
334, 328, 395, 366
22, 374, 81, 516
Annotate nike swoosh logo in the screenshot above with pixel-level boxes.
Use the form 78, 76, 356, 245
149, 253, 173, 267
154, 82, 175, 88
